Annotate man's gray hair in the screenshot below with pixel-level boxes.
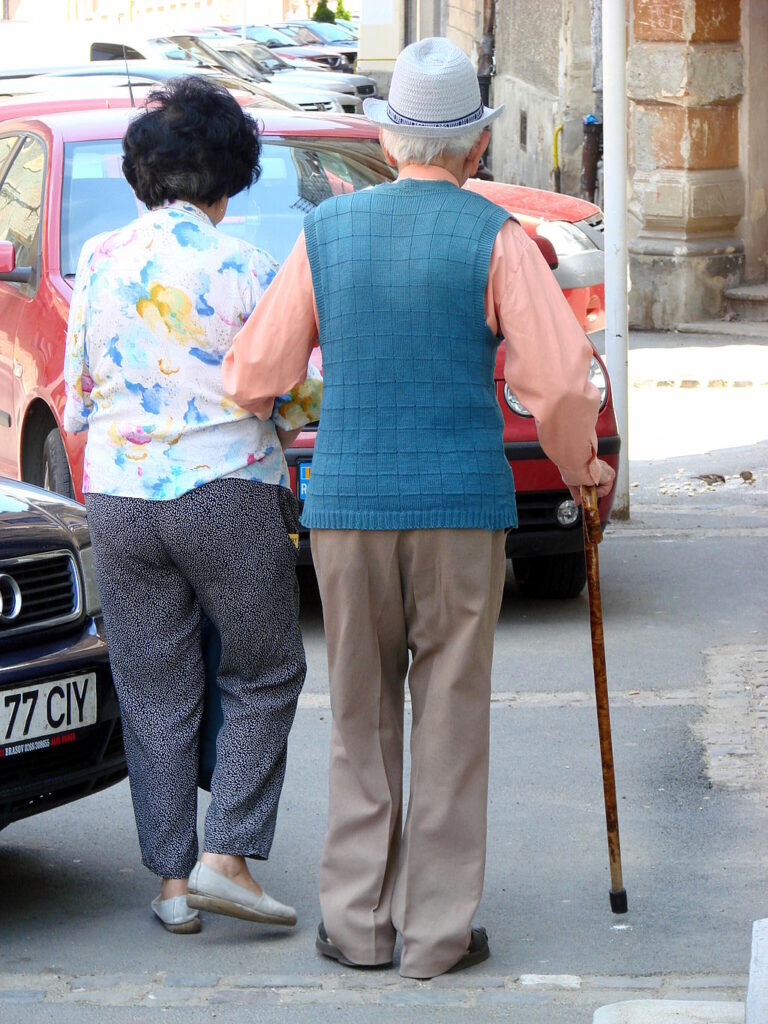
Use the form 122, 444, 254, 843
380, 127, 484, 167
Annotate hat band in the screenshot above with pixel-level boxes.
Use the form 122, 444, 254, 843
385, 100, 485, 129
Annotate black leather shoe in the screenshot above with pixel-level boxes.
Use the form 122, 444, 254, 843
315, 922, 393, 970
447, 926, 490, 973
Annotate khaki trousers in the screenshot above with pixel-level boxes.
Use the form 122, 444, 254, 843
311, 527, 507, 979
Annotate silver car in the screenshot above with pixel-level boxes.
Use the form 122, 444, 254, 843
214, 39, 376, 100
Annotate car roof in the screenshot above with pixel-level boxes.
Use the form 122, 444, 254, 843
463, 179, 600, 223
0, 102, 600, 222
0, 103, 379, 142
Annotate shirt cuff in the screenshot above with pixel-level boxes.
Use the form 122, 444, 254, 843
557, 446, 601, 487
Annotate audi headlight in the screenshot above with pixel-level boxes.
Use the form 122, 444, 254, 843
589, 356, 608, 409
78, 545, 102, 617
504, 357, 608, 417
536, 221, 597, 257
503, 383, 533, 418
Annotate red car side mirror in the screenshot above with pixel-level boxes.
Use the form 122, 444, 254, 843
0, 240, 32, 284
0, 240, 14, 274
533, 235, 559, 270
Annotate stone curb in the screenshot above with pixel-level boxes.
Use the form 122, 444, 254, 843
746, 919, 768, 1024
0, 972, 748, 1009
630, 378, 768, 388
592, 1000, 745, 1023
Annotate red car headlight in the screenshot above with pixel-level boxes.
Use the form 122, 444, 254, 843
504, 356, 608, 417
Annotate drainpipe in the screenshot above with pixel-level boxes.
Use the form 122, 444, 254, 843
553, 124, 563, 193
602, 0, 629, 518
476, 0, 495, 173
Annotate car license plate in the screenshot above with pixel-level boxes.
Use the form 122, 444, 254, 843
298, 463, 311, 501
0, 674, 97, 748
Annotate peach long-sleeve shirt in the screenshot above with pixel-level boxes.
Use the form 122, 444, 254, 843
222, 166, 601, 489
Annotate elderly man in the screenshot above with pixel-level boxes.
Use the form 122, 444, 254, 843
223, 37, 615, 979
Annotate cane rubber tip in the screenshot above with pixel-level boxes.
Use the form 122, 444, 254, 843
610, 888, 628, 914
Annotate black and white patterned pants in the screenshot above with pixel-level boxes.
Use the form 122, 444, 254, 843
85, 478, 306, 878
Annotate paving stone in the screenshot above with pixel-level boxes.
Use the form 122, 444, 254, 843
673, 976, 747, 990
281, 989, 375, 1004
207, 988, 282, 1005
428, 973, 506, 988
379, 987, 466, 1005
69, 975, 154, 991
0, 990, 45, 1004
226, 974, 319, 989
520, 973, 582, 989
163, 974, 220, 989
588, 975, 664, 990
475, 990, 552, 1005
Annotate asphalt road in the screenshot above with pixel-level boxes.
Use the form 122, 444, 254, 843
1, 341, 766, 1023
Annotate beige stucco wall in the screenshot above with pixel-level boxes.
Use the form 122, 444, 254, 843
446, 0, 483, 65
490, 0, 594, 191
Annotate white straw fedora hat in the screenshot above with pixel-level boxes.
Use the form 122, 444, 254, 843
363, 37, 503, 138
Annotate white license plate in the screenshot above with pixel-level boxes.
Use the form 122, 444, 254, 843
1, 674, 97, 747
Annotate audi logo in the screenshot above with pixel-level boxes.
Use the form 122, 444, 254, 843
0, 573, 22, 622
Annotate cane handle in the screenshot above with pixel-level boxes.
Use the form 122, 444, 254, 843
581, 485, 603, 545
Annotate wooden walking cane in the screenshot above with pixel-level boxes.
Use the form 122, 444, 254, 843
580, 485, 628, 914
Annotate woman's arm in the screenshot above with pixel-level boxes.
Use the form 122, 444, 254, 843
63, 242, 96, 434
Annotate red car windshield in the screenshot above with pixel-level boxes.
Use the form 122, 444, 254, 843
60, 136, 392, 278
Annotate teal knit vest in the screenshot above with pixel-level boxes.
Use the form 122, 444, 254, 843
302, 178, 517, 531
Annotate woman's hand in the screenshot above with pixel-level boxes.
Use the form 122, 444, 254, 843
276, 426, 302, 450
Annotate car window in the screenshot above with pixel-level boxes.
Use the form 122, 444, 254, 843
60, 140, 144, 277
0, 135, 21, 182
302, 22, 355, 43
248, 26, 295, 47
59, 137, 393, 275
90, 42, 145, 61
277, 25, 321, 46
250, 45, 287, 72
0, 135, 45, 291
223, 140, 393, 262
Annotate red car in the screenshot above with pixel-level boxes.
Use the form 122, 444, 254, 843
0, 101, 617, 598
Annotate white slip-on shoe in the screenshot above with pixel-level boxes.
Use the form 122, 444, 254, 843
151, 894, 201, 935
187, 861, 297, 927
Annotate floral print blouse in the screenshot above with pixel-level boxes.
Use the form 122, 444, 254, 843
63, 200, 321, 500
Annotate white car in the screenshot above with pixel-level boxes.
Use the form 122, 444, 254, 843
219, 39, 376, 100
84, 35, 345, 114
186, 36, 364, 113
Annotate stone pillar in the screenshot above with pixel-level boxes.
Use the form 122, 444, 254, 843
627, 0, 745, 328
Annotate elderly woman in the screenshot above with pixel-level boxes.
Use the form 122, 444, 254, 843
63, 77, 318, 935
223, 39, 614, 977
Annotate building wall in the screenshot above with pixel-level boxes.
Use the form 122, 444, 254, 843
739, 0, 768, 282
627, 0, 746, 327
445, 0, 483, 66
478, 0, 594, 193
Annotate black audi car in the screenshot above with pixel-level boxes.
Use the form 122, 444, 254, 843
0, 477, 126, 830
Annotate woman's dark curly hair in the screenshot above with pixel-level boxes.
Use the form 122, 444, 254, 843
122, 76, 261, 208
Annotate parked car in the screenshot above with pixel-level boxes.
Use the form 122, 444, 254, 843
82, 35, 340, 113
215, 24, 354, 71
0, 84, 280, 125
271, 22, 358, 68
195, 36, 376, 105
0, 476, 126, 830
0, 102, 616, 598
164, 35, 361, 112
0, 61, 293, 107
